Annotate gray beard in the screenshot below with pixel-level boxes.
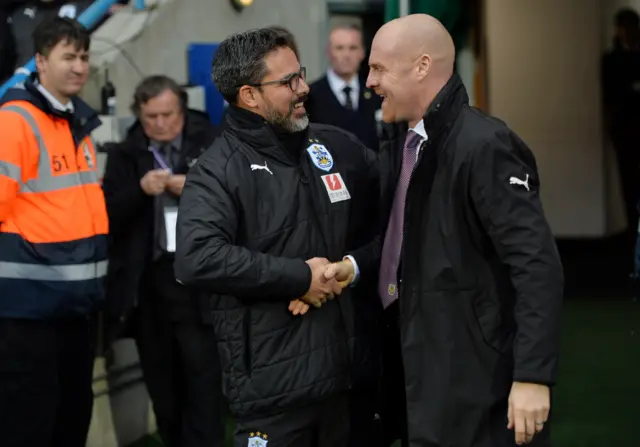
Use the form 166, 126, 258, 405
265, 105, 309, 132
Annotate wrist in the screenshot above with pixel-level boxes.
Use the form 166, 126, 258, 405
339, 258, 355, 287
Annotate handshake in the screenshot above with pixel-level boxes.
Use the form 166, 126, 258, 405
288, 257, 355, 316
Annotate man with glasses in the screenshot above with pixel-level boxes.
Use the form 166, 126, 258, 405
174, 28, 380, 447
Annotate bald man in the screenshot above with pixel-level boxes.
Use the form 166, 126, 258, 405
326, 14, 563, 447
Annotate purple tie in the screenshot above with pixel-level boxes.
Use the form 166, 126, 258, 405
378, 130, 423, 309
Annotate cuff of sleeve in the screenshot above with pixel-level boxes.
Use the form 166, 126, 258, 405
344, 255, 360, 286
284, 259, 312, 300
513, 369, 556, 387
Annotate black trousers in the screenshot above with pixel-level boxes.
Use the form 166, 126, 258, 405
235, 394, 350, 447
0, 316, 95, 447
379, 301, 408, 447
349, 386, 383, 447
134, 260, 226, 447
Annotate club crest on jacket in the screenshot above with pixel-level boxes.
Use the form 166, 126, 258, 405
248, 432, 268, 446
306, 143, 333, 172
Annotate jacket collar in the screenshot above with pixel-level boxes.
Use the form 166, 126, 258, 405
224, 105, 308, 165
422, 73, 468, 142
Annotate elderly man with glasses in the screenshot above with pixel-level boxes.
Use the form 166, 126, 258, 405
174, 28, 381, 447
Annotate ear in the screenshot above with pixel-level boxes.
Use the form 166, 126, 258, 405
416, 53, 431, 80
237, 85, 260, 109
35, 53, 46, 74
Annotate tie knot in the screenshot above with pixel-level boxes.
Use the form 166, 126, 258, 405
404, 130, 422, 151
343, 86, 352, 95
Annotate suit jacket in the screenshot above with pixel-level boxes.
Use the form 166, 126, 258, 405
306, 75, 381, 151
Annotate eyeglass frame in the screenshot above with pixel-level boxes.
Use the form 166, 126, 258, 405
238, 67, 307, 92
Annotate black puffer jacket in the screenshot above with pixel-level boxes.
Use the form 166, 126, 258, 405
175, 106, 379, 418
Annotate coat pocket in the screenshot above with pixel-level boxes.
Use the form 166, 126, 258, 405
468, 289, 513, 356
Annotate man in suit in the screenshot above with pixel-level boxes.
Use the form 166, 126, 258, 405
306, 24, 381, 151
102, 75, 226, 447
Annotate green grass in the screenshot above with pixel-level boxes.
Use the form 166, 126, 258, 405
551, 298, 640, 446
127, 298, 640, 447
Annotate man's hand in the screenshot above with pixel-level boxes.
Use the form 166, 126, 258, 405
324, 258, 355, 288
288, 299, 310, 316
166, 174, 186, 196
507, 382, 550, 445
140, 169, 171, 196
300, 257, 342, 308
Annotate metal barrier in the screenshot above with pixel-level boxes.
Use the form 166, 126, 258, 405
0, 0, 123, 99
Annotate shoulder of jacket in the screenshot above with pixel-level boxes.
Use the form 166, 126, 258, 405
0, 101, 47, 138
456, 107, 516, 155
197, 130, 246, 172
310, 123, 360, 143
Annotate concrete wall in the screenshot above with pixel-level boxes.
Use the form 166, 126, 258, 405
484, 0, 619, 237
85, 0, 331, 115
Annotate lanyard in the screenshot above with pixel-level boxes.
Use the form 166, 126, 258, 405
149, 146, 173, 174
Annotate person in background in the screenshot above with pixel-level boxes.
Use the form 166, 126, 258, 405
326, 14, 564, 447
602, 8, 640, 262
102, 75, 226, 447
174, 27, 380, 447
0, 17, 106, 446
306, 23, 381, 151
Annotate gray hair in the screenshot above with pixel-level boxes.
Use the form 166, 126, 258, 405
130, 75, 187, 116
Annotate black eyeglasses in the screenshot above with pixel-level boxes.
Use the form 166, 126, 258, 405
242, 67, 306, 92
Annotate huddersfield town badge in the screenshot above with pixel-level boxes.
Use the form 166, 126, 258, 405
306, 143, 334, 172
248, 432, 268, 447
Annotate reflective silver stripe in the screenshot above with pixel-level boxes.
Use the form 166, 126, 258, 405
0, 260, 108, 281
0, 105, 99, 193
19, 170, 99, 193
0, 159, 21, 182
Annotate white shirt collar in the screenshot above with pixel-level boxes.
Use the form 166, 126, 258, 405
410, 119, 428, 143
36, 82, 74, 113
326, 68, 359, 109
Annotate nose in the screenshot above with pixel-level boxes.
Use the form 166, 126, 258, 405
71, 58, 86, 74
298, 77, 310, 95
365, 71, 376, 89
154, 116, 167, 129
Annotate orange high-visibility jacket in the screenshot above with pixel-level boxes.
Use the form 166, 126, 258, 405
0, 82, 108, 318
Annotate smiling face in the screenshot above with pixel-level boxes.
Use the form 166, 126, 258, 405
366, 31, 422, 124
247, 46, 310, 132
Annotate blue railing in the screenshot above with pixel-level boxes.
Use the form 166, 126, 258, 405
0, 0, 142, 98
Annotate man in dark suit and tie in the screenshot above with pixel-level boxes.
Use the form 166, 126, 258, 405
306, 24, 382, 151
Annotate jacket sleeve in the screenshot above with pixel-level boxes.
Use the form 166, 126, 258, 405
468, 131, 564, 386
101, 145, 151, 235
174, 154, 312, 301
0, 112, 31, 222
